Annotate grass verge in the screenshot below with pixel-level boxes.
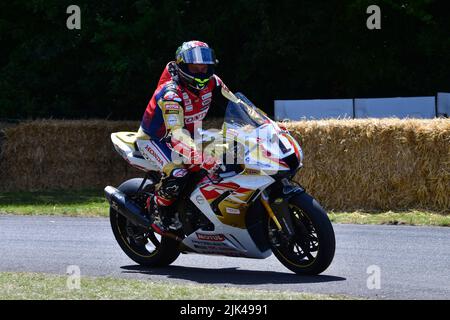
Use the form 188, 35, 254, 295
0, 190, 448, 226
0, 272, 351, 300
0, 190, 107, 217
329, 210, 449, 227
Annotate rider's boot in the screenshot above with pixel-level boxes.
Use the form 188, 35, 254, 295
148, 194, 182, 234
147, 165, 189, 234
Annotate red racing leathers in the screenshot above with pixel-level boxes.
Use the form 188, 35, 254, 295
139, 61, 229, 206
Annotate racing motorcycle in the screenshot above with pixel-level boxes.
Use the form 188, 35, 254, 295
105, 92, 335, 275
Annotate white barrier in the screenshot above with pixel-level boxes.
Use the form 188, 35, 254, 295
354, 97, 436, 119
437, 92, 450, 117
274, 99, 353, 121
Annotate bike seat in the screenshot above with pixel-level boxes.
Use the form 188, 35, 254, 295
114, 132, 147, 158
115, 132, 139, 145
117, 130, 149, 141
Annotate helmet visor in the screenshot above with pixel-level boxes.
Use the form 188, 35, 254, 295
179, 47, 216, 65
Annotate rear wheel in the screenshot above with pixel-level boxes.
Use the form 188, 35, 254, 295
109, 178, 181, 267
269, 192, 335, 275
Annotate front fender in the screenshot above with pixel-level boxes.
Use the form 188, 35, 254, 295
267, 178, 305, 201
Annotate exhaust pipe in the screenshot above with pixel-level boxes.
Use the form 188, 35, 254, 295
104, 186, 152, 229
104, 186, 184, 242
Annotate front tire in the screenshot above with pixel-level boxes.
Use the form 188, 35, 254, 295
109, 178, 181, 267
269, 192, 335, 275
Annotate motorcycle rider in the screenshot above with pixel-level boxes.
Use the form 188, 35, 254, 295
138, 40, 230, 233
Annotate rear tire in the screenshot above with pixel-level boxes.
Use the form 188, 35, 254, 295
269, 192, 335, 275
109, 178, 181, 267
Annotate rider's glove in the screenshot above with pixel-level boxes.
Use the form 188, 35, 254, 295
189, 153, 220, 174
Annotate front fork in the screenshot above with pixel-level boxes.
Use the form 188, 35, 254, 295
261, 178, 305, 238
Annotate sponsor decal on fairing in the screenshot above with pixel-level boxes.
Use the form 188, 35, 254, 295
143, 143, 166, 166
195, 195, 205, 204
225, 207, 241, 215
195, 233, 225, 242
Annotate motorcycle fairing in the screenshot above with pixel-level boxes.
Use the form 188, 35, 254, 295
111, 133, 159, 172
199, 181, 254, 229
222, 94, 298, 173
181, 174, 275, 259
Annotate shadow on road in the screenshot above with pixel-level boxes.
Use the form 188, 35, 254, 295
120, 265, 346, 285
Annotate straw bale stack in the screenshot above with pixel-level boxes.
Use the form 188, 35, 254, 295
285, 118, 449, 212
0, 118, 448, 212
0, 120, 141, 191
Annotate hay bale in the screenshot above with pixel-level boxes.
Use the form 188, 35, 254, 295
0, 118, 448, 212
0, 120, 142, 191
284, 118, 450, 212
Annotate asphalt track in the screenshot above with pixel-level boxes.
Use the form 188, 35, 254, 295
0, 215, 449, 299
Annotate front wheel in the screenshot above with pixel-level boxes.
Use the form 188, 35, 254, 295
269, 192, 335, 275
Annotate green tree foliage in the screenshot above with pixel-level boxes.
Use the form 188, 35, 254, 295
0, 0, 449, 119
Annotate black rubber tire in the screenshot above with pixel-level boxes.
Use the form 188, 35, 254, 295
270, 192, 336, 275
109, 178, 181, 267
